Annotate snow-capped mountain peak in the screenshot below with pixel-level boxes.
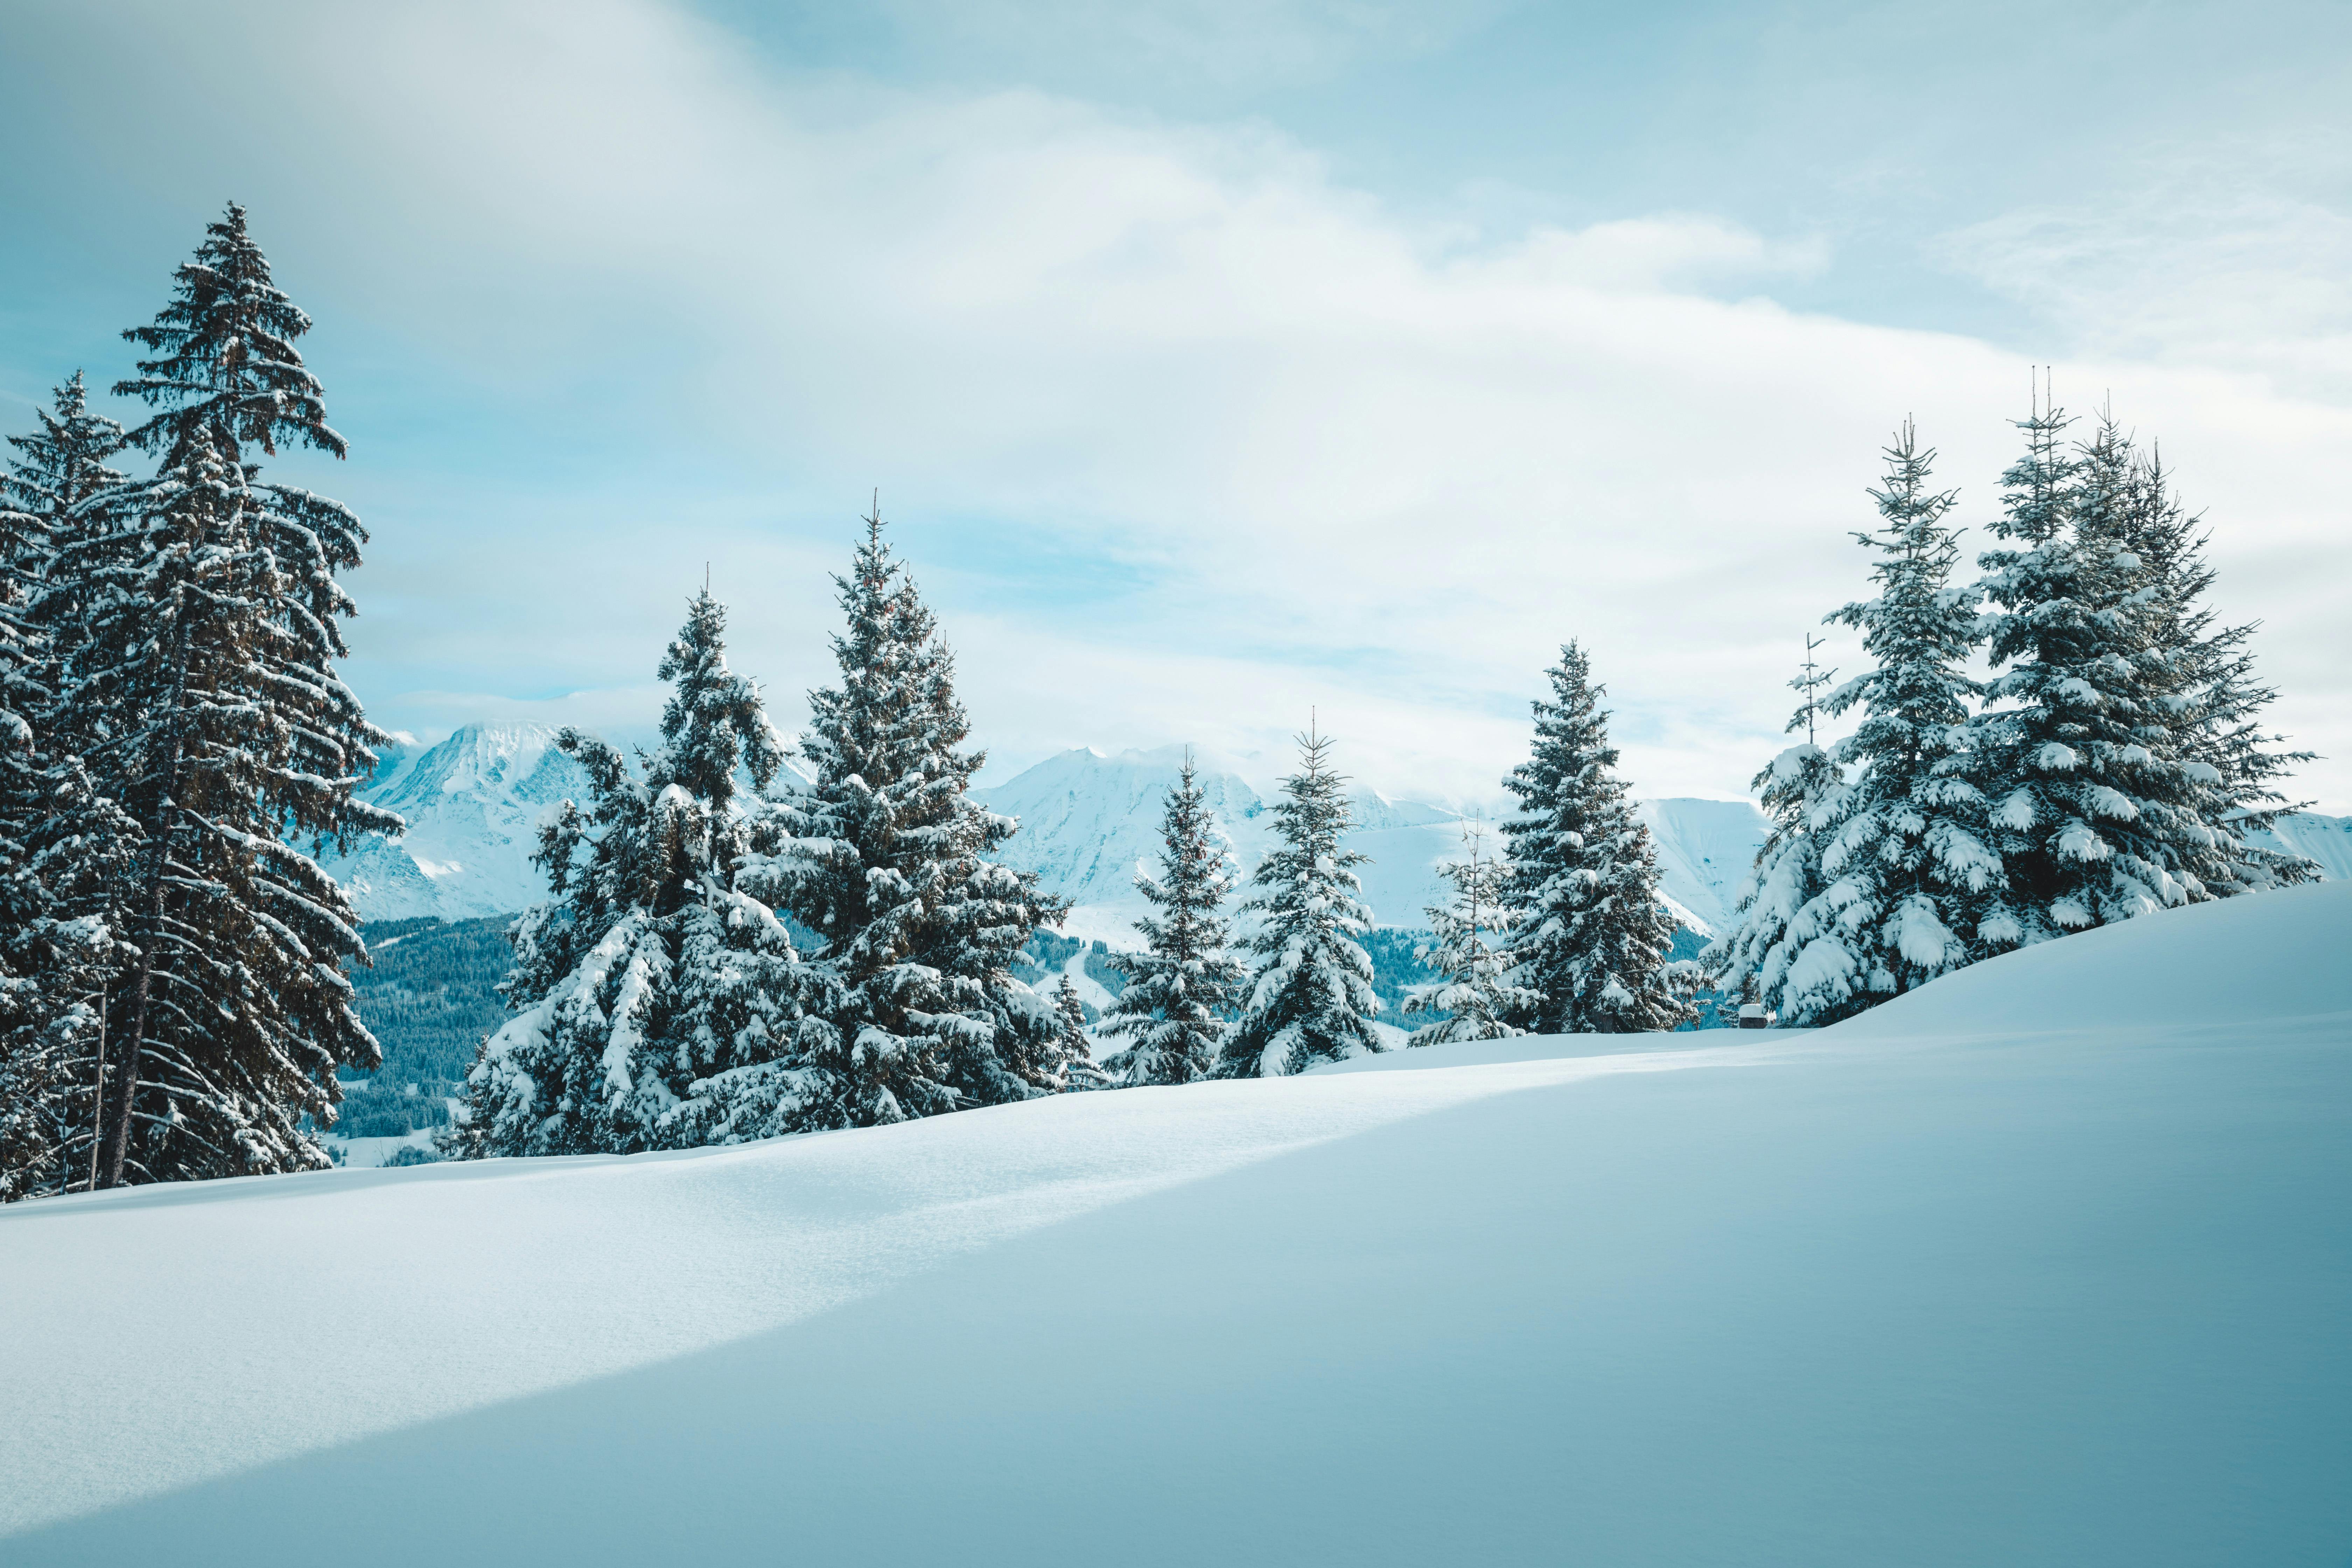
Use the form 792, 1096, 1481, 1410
325, 723, 592, 921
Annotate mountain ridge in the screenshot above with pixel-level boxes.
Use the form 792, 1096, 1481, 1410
324, 723, 2342, 938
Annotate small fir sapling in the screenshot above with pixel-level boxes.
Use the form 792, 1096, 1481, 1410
1401, 813, 1533, 1045
1214, 724, 1383, 1077
1704, 637, 1850, 1025
1498, 643, 1694, 1034
1100, 750, 1245, 1086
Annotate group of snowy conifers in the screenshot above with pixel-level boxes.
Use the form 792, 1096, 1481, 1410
448, 518, 1098, 1154
1110, 651, 1695, 1084
0, 206, 2314, 1199
449, 555, 1692, 1161
1704, 401, 2312, 1027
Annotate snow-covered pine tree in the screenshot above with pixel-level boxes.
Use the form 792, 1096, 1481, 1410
1791, 420, 2011, 1020
1050, 973, 1109, 1089
34, 204, 399, 1188
721, 503, 1077, 1136
0, 372, 140, 1200
0, 746, 135, 1200
454, 590, 812, 1157
1704, 639, 1850, 1024
1214, 725, 1382, 1077
1401, 814, 1530, 1046
1969, 393, 2258, 939
1498, 643, 1693, 1034
1100, 750, 1244, 1086
2112, 442, 2317, 889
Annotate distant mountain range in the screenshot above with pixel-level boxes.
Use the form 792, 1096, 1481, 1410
323, 723, 2347, 939
322, 724, 587, 921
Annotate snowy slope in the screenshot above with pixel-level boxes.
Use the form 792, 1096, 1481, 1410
2250, 808, 2352, 881
1633, 795, 1768, 933
6, 883, 2348, 1564
973, 746, 1470, 942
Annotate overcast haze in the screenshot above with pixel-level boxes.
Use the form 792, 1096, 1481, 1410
2, 0, 2346, 808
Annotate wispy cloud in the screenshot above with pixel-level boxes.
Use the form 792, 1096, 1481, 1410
1939, 133, 2352, 401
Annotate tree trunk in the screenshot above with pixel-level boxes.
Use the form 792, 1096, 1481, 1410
97, 608, 194, 1190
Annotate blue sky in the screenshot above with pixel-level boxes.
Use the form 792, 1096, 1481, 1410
3, 0, 2347, 807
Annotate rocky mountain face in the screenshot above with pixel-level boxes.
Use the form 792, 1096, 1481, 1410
322, 724, 589, 921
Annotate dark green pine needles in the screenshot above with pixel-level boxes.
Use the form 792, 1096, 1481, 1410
1498, 643, 1693, 1035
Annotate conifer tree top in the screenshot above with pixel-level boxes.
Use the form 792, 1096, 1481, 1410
655, 588, 786, 811
2, 372, 126, 588
3, 371, 125, 515
115, 203, 344, 462
1989, 379, 2076, 546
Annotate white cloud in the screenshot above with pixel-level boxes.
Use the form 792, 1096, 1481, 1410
11, 0, 2350, 809
868, 0, 1505, 89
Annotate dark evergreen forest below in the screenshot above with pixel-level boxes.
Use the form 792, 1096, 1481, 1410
337, 915, 1709, 1144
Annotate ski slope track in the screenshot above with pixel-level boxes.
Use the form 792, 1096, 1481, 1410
6, 885, 2350, 1564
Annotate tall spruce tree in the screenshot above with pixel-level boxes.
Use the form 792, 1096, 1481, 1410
718, 504, 1077, 1136
455, 591, 813, 1157
1499, 643, 1693, 1034
0, 373, 139, 1199
1214, 725, 1382, 1077
1797, 421, 2010, 1018
1401, 814, 1531, 1045
1704, 639, 1851, 1024
1051, 973, 1108, 1090
32, 204, 398, 1187
1100, 751, 1244, 1086
1968, 395, 2267, 939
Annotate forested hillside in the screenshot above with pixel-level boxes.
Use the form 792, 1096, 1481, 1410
336, 919, 514, 1139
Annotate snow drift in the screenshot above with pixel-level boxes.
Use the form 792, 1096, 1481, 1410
6, 884, 2347, 1565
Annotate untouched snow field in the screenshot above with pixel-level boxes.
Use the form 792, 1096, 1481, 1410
5, 886, 2349, 1565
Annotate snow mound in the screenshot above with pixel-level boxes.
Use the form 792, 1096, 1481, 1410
1839, 880, 2352, 1036
5, 886, 2347, 1564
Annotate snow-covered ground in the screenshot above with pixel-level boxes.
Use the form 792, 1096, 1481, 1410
6, 882, 2347, 1564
